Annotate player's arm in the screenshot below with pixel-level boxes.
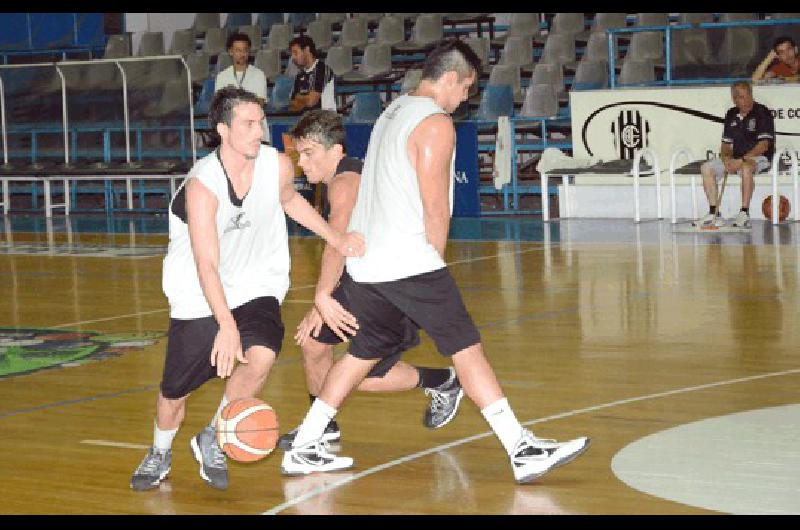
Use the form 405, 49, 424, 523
313, 171, 361, 341
409, 113, 456, 259
185, 177, 247, 378
277, 153, 364, 257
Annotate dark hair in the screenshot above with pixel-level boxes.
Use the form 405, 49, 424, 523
226, 32, 251, 50
421, 38, 482, 82
773, 35, 797, 50
289, 35, 317, 57
207, 86, 262, 146
289, 109, 346, 152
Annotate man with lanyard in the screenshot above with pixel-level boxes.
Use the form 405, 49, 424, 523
288, 35, 333, 112
215, 31, 271, 144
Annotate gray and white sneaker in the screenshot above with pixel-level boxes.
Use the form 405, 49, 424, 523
190, 425, 228, 490
511, 429, 591, 484
130, 447, 171, 491
281, 438, 354, 476
423, 367, 464, 429
732, 209, 751, 228
695, 212, 724, 227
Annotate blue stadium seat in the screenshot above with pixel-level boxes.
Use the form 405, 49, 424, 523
346, 92, 383, 123
266, 75, 294, 111
474, 84, 514, 120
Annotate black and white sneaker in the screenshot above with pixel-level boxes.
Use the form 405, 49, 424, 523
277, 419, 341, 451
130, 447, 171, 491
511, 429, 591, 484
423, 367, 464, 429
281, 438, 354, 476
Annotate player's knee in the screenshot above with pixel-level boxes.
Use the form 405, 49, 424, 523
244, 346, 276, 376
302, 339, 330, 363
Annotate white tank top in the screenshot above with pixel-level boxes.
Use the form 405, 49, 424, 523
162, 145, 290, 319
346, 94, 454, 283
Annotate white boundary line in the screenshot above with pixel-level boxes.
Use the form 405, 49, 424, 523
262, 367, 800, 515
80, 439, 150, 450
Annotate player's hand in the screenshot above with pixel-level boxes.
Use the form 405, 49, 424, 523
314, 292, 359, 343
334, 231, 365, 258
210, 321, 246, 379
766, 49, 778, 63
295, 307, 324, 347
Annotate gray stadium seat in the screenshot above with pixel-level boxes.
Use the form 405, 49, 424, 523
592, 13, 628, 34
465, 36, 490, 69
488, 63, 522, 102
499, 35, 534, 69
170, 29, 196, 55
203, 27, 228, 56
376, 15, 406, 47
354, 13, 384, 24
325, 45, 354, 76
214, 52, 233, 74
256, 13, 285, 34
635, 13, 669, 27
193, 13, 221, 37
716, 27, 759, 75
573, 59, 609, 90
338, 18, 369, 50
396, 13, 443, 51
541, 33, 576, 67
288, 12, 316, 30
137, 32, 165, 56
520, 83, 558, 118
626, 31, 664, 61
719, 13, 759, 22
255, 48, 282, 82
186, 53, 210, 84
238, 25, 262, 51
679, 13, 715, 24
344, 43, 391, 79
306, 20, 333, 52
317, 13, 347, 26
267, 23, 293, 51
531, 62, 565, 96
619, 58, 655, 85
550, 13, 585, 37
495, 12, 540, 45
585, 32, 611, 62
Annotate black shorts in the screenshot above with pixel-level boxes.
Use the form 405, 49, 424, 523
313, 281, 418, 378
160, 296, 285, 399
340, 267, 481, 362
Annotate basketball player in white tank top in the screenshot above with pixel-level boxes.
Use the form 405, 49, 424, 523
130, 87, 364, 492
283, 41, 591, 483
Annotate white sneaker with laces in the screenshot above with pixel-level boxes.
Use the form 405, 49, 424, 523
696, 212, 724, 227
511, 430, 591, 484
281, 438, 354, 476
732, 209, 751, 228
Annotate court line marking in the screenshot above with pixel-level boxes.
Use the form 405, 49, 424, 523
48, 245, 542, 330
262, 367, 800, 515
81, 439, 150, 450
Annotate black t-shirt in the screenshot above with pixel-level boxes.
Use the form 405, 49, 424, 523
335, 157, 363, 176
721, 102, 775, 160
291, 59, 333, 110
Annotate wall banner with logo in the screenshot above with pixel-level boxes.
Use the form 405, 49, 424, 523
570, 84, 800, 166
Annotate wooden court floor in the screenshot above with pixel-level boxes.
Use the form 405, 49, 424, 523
1, 219, 799, 514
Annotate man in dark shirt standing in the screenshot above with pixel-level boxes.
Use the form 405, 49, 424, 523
288, 35, 333, 112
698, 81, 775, 228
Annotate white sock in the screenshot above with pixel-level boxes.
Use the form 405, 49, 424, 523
153, 421, 178, 453
292, 398, 338, 449
210, 395, 230, 429
481, 397, 524, 455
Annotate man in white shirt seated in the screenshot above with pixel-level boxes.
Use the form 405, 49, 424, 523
215, 32, 271, 144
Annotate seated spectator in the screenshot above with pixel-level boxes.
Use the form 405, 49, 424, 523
752, 36, 800, 82
288, 35, 334, 112
697, 81, 774, 229
215, 32, 270, 143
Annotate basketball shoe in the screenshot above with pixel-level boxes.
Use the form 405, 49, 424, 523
277, 419, 341, 451
190, 425, 228, 490
696, 212, 724, 228
732, 209, 751, 228
281, 438, 354, 476
130, 447, 172, 491
511, 430, 591, 484
423, 367, 464, 429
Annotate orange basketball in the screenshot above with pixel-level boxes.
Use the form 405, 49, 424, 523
762, 195, 791, 222
215, 398, 279, 462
